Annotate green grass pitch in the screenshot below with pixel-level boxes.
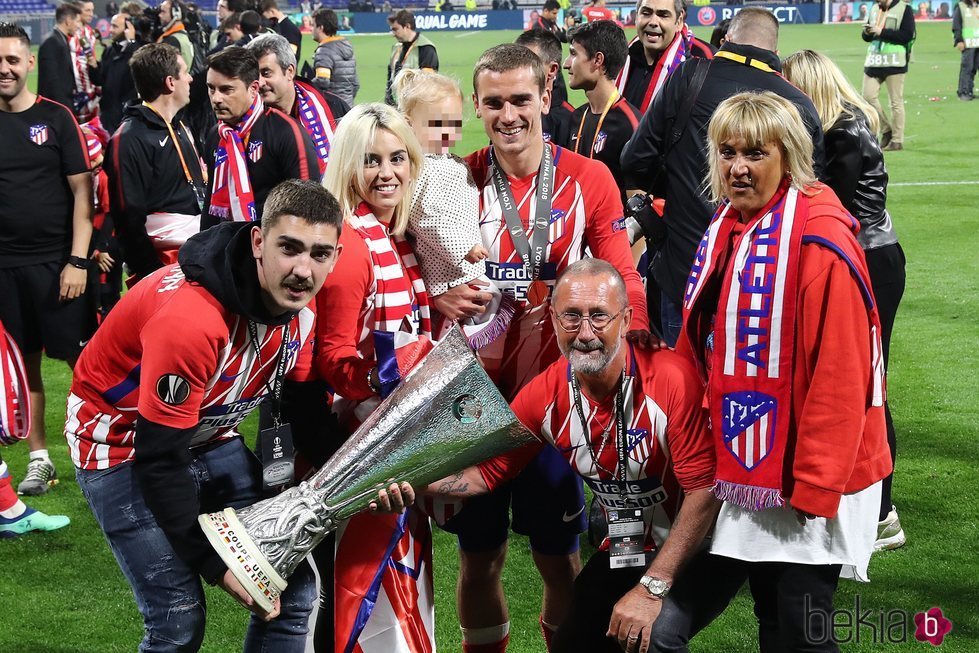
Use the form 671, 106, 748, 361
2, 19, 977, 652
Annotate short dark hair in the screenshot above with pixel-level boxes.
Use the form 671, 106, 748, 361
473, 43, 547, 95
55, 3, 81, 23
515, 27, 562, 66
130, 43, 182, 102
0, 22, 30, 47
220, 12, 241, 30
312, 8, 338, 35
387, 9, 415, 29
262, 179, 343, 234
239, 9, 261, 35
208, 46, 259, 86
258, 0, 278, 11
568, 20, 629, 80
542, 0, 560, 11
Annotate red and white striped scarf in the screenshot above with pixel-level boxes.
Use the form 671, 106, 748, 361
70, 25, 100, 122
294, 80, 336, 177
210, 95, 263, 222
349, 203, 431, 336
0, 320, 31, 445
616, 25, 695, 113
682, 183, 883, 511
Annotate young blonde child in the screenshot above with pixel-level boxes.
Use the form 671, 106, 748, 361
394, 69, 511, 345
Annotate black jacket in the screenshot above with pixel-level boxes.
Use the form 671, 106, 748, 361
37, 29, 76, 111
99, 39, 141, 134
202, 107, 318, 228
105, 104, 205, 279
822, 111, 899, 251
621, 42, 825, 304
134, 222, 293, 585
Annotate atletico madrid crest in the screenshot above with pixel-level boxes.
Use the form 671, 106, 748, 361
29, 124, 48, 145
248, 140, 263, 163
593, 130, 608, 154
722, 391, 777, 471
626, 428, 650, 464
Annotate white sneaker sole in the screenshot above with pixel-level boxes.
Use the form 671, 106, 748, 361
873, 529, 906, 551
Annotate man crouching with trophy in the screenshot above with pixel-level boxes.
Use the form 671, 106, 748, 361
195, 258, 721, 653
65, 180, 343, 653
381, 259, 722, 653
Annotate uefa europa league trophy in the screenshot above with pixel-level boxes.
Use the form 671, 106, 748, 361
198, 327, 535, 612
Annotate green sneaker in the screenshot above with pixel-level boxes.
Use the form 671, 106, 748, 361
0, 508, 70, 538
874, 505, 906, 551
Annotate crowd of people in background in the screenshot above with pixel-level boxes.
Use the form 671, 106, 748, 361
1, 0, 956, 650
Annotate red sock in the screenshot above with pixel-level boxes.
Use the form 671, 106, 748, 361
462, 635, 509, 653
540, 616, 557, 651
0, 470, 18, 512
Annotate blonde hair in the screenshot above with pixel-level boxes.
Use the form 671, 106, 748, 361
706, 91, 817, 204
393, 68, 463, 118
322, 103, 424, 236
782, 49, 880, 134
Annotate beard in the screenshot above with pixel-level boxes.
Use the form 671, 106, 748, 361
563, 336, 620, 376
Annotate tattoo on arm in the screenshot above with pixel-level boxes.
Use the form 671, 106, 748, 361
435, 471, 470, 497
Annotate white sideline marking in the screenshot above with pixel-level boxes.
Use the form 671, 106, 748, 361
890, 180, 979, 187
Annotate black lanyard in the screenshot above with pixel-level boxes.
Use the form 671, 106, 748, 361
247, 321, 291, 428
489, 144, 554, 282
571, 370, 627, 495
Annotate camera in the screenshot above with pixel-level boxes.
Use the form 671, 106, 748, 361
134, 5, 161, 41
624, 193, 666, 245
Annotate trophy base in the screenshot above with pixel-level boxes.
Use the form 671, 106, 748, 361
198, 508, 287, 613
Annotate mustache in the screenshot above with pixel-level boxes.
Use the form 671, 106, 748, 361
282, 276, 313, 292
570, 339, 603, 352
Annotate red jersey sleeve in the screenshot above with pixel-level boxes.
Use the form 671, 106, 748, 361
137, 299, 224, 429
653, 350, 714, 492
314, 227, 375, 400
286, 305, 317, 383
476, 370, 549, 491
789, 246, 874, 517
581, 158, 650, 330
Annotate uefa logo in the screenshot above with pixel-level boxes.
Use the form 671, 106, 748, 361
698, 6, 717, 25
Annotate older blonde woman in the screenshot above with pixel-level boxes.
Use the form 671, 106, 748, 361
313, 103, 434, 653
783, 49, 907, 551
675, 91, 892, 652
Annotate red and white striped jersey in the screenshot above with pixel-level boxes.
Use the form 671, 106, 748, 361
465, 144, 648, 399
66, 264, 315, 471
480, 345, 714, 550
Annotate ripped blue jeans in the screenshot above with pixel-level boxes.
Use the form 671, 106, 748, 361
76, 438, 315, 653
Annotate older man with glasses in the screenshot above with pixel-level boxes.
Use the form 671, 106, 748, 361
399, 258, 719, 653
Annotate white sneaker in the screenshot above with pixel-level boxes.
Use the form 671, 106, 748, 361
874, 505, 906, 551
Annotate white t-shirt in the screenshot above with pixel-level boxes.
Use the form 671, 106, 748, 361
710, 481, 882, 582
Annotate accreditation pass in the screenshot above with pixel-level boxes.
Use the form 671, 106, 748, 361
607, 508, 645, 569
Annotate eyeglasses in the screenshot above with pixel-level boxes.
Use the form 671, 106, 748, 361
555, 309, 624, 333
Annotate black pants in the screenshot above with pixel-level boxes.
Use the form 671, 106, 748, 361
551, 550, 649, 653
865, 243, 906, 519
652, 555, 842, 653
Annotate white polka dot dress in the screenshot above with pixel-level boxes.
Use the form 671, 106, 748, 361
407, 154, 485, 297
